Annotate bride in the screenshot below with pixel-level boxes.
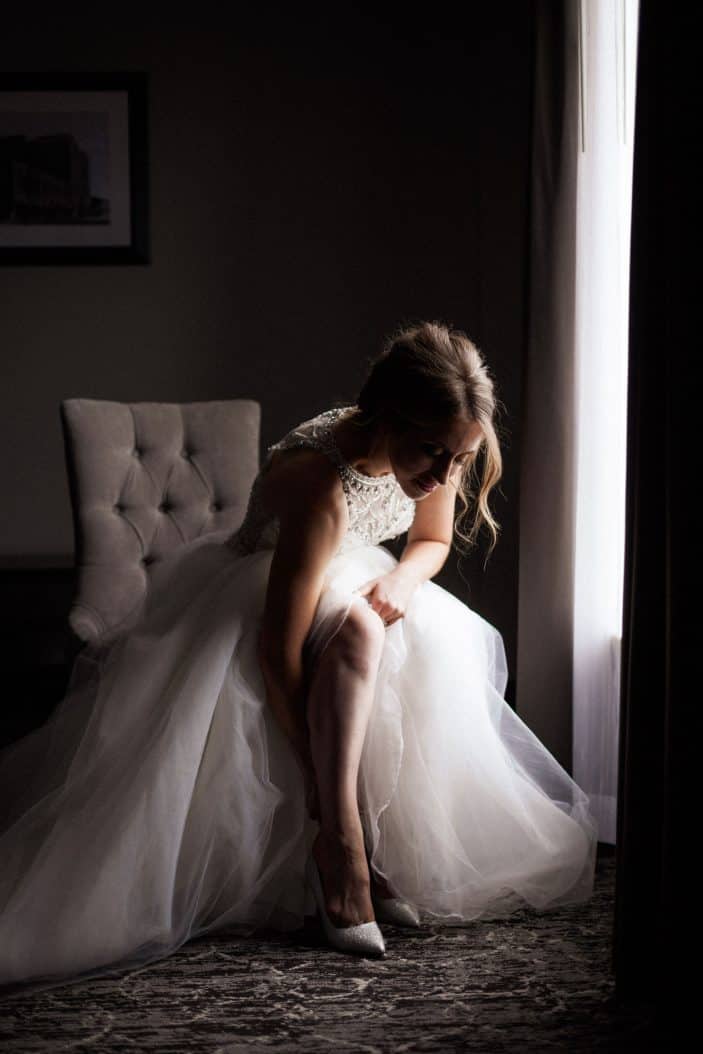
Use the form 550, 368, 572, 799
0, 320, 598, 988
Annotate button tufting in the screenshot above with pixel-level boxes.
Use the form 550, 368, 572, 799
211, 501, 222, 512
132, 448, 142, 458
158, 501, 171, 513
114, 503, 124, 513
180, 449, 190, 459
141, 555, 154, 566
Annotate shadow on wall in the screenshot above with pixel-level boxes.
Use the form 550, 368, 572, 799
0, 564, 78, 749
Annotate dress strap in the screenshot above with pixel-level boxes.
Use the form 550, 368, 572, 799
267, 407, 392, 492
266, 408, 350, 476
311, 417, 352, 473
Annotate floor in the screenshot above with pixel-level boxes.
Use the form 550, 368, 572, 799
0, 852, 664, 1053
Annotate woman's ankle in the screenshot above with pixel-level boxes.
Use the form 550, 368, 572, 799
314, 825, 366, 862
312, 828, 374, 925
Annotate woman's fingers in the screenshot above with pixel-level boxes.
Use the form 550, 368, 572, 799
354, 580, 404, 626
355, 576, 382, 598
302, 763, 320, 820
308, 783, 320, 821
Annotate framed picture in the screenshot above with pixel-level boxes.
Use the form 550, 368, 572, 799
0, 73, 149, 265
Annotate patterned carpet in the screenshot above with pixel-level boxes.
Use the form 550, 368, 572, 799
0, 852, 662, 1053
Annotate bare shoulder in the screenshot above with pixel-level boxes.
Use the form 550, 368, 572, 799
261, 446, 348, 530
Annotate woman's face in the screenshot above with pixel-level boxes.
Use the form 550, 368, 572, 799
386, 413, 485, 500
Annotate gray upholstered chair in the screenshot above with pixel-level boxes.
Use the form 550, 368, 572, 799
60, 398, 260, 645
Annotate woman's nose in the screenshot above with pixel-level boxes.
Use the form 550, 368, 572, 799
433, 456, 452, 485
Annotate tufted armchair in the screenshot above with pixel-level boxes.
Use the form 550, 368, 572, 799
60, 398, 260, 645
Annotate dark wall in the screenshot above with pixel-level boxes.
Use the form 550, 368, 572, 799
0, 8, 532, 728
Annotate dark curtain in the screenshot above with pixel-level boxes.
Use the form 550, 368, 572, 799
614, 0, 698, 1023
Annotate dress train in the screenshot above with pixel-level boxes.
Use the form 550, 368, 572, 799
0, 530, 597, 990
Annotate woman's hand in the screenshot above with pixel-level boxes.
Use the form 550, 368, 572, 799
283, 728, 321, 821
257, 626, 321, 821
302, 764, 321, 821
288, 732, 321, 821
355, 567, 420, 627
294, 743, 321, 821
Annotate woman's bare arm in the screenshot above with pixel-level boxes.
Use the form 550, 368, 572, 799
393, 465, 462, 587
257, 452, 348, 771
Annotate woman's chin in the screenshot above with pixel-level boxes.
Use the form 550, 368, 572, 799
400, 477, 428, 500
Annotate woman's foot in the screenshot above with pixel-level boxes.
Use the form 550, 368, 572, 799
362, 834, 421, 926
312, 828, 376, 928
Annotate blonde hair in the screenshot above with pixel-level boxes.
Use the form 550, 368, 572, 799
350, 320, 505, 564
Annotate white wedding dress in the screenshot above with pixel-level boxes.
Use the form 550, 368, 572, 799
0, 405, 598, 991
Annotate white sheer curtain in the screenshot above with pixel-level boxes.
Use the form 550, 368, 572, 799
572, 0, 639, 845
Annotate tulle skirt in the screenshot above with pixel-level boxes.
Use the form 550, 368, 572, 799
0, 534, 598, 991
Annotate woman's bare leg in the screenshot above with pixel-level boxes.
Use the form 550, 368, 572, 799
305, 602, 385, 927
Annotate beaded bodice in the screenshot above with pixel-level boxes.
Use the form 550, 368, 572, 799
227, 406, 417, 557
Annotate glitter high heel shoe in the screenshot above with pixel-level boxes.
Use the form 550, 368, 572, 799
371, 891, 421, 928
305, 854, 386, 958
359, 817, 421, 928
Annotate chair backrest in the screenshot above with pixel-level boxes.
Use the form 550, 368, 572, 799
60, 398, 260, 644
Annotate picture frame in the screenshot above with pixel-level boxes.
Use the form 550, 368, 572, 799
0, 73, 149, 265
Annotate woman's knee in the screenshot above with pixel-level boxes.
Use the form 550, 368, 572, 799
326, 600, 385, 676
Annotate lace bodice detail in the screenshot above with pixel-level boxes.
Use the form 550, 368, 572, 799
227, 406, 416, 557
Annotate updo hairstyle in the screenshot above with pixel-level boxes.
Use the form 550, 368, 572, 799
349, 320, 505, 561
